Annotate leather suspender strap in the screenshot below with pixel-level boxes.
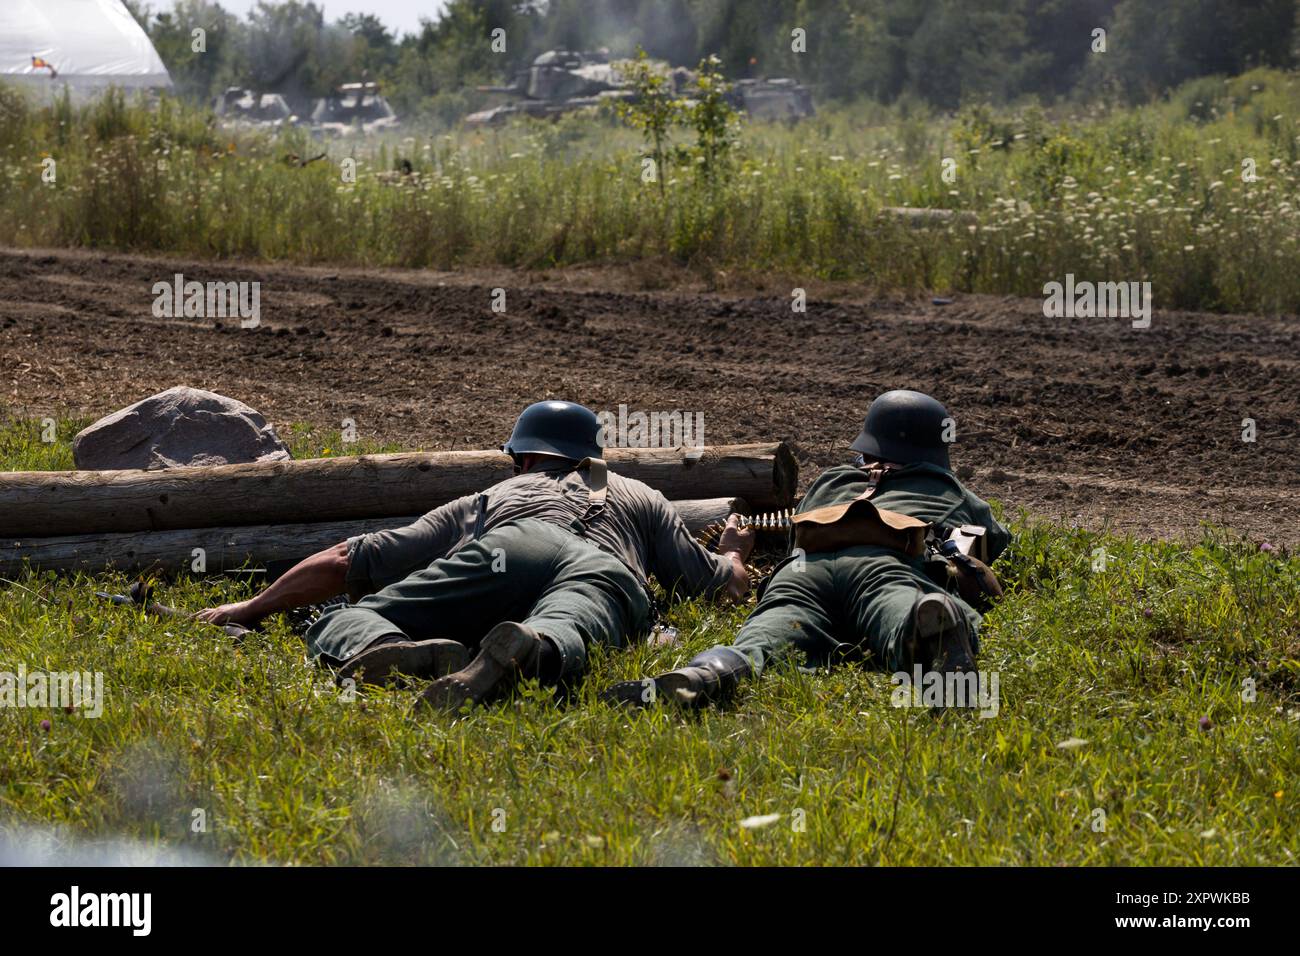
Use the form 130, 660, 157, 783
576, 457, 607, 515
568, 457, 607, 534
471, 492, 490, 540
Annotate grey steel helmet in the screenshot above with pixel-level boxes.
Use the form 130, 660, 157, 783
503, 400, 602, 462
850, 389, 953, 470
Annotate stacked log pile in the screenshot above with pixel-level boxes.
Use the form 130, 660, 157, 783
1, 443, 797, 576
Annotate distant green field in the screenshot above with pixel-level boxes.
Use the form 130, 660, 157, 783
2, 415, 1296, 864
3, 67, 1300, 313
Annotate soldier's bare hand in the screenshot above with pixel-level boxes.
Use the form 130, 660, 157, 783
194, 601, 259, 628
718, 513, 755, 562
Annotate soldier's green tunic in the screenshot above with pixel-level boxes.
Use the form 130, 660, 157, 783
305, 465, 732, 677
729, 462, 1011, 674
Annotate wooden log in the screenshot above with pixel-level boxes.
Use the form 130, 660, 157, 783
1, 497, 747, 576
0, 443, 794, 537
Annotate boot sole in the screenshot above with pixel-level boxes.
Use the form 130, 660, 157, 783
602, 671, 707, 709
912, 594, 977, 674
419, 622, 540, 712
658, 671, 706, 707
338, 639, 469, 688
603, 679, 659, 708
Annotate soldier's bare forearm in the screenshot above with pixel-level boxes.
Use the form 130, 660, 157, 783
244, 541, 351, 620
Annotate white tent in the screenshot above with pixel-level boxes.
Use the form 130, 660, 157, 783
0, 0, 172, 96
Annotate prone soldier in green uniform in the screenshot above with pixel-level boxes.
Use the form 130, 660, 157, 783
607, 390, 1010, 709
197, 401, 755, 710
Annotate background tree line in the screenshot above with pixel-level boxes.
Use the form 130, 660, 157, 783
124, 0, 1300, 120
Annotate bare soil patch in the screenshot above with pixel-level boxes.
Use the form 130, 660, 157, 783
4, 246, 1296, 545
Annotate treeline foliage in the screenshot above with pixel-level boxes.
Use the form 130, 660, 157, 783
5, 65, 1300, 313
122, 0, 1300, 117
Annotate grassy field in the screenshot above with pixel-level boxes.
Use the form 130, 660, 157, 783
3, 68, 1300, 313
2, 415, 1297, 865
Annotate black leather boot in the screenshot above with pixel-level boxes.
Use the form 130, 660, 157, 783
604, 645, 753, 709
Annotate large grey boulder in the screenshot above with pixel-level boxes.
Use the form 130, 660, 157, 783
73, 386, 292, 470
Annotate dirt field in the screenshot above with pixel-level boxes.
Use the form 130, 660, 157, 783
4, 246, 1297, 545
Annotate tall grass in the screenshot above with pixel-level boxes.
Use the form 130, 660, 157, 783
2, 69, 1299, 312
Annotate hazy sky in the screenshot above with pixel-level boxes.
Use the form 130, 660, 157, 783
212, 1, 447, 37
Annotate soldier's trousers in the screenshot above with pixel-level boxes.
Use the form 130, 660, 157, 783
304, 518, 651, 679
729, 545, 983, 676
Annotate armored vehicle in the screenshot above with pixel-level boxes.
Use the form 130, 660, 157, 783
727, 78, 815, 121
465, 49, 685, 127
214, 88, 297, 130
465, 50, 813, 126
310, 82, 399, 136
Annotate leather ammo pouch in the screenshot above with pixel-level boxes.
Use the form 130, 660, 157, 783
791, 492, 929, 558
923, 525, 1003, 611
935, 551, 1003, 611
